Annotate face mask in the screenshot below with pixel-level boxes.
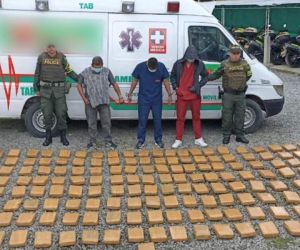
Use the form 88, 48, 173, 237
187, 59, 195, 63
92, 67, 102, 73
148, 68, 157, 73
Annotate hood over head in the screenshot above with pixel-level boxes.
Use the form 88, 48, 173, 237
182, 45, 199, 61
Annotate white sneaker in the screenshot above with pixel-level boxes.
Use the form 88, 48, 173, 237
195, 137, 208, 147
172, 140, 182, 149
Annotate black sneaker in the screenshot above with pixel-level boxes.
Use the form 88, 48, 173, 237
236, 136, 249, 144
155, 141, 164, 149
223, 137, 230, 145
106, 141, 117, 150
136, 141, 145, 149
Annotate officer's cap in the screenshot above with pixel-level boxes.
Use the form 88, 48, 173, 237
230, 45, 242, 54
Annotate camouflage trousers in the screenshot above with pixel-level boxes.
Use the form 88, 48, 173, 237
41, 93, 67, 130
222, 92, 246, 138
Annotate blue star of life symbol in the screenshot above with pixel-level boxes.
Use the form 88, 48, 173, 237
119, 28, 142, 52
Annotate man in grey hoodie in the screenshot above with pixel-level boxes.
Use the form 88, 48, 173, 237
170, 46, 209, 148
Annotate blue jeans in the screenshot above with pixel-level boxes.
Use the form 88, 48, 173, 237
137, 100, 162, 144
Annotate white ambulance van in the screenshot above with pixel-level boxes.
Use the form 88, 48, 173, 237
0, 0, 284, 137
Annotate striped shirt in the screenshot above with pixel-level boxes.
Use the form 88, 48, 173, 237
78, 67, 115, 108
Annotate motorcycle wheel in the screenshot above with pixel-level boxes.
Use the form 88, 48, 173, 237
271, 53, 284, 65
285, 52, 300, 68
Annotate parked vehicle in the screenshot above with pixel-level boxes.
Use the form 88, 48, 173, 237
231, 27, 249, 47
271, 26, 291, 65
256, 28, 277, 42
285, 33, 300, 67
230, 24, 299, 67
244, 27, 264, 62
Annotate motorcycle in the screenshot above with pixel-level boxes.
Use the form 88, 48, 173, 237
244, 27, 264, 62
271, 26, 291, 65
285, 33, 300, 67
231, 27, 262, 61
255, 27, 277, 45
231, 27, 250, 47
230, 25, 298, 66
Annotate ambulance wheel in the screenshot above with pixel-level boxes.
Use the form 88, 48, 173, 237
24, 102, 59, 138
244, 99, 264, 134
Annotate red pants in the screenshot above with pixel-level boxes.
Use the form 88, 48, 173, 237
176, 98, 202, 140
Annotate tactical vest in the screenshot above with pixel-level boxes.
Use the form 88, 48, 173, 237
222, 59, 248, 91
40, 52, 66, 82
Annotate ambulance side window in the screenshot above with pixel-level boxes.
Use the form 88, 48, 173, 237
188, 26, 231, 62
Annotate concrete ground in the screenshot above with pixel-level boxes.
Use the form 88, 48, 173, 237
0, 71, 300, 249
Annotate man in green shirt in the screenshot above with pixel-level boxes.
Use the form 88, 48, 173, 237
34, 44, 78, 146
208, 45, 252, 144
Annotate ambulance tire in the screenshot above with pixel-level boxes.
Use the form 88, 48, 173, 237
244, 99, 264, 134
24, 102, 59, 138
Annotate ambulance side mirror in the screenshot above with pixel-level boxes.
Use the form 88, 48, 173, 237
240, 50, 244, 59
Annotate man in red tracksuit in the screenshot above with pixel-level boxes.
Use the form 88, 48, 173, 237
170, 46, 209, 148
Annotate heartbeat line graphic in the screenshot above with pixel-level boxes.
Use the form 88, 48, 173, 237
0, 56, 20, 110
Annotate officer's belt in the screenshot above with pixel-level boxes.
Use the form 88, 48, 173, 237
224, 88, 246, 95
40, 81, 65, 87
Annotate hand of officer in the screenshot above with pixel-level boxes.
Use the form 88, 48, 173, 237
119, 96, 125, 104
36, 92, 41, 96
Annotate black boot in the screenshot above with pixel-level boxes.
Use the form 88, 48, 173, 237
236, 135, 249, 144
43, 129, 52, 146
223, 137, 230, 145
60, 130, 69, 146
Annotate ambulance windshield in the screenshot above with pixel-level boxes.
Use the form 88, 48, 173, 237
188, 26, 232, 62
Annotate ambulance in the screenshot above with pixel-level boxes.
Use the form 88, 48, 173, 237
0, 0, 284, 137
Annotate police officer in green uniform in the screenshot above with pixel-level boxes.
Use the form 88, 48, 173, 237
33, 44, 78, 146
208, 45, 252, 144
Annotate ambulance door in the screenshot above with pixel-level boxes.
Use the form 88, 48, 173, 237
179, 19, 234, 119
108, 14, 178, 119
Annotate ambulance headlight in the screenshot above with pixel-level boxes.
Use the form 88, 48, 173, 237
122, 1, 134, 13
273, 85, 284, 97
36, 0, 49, 11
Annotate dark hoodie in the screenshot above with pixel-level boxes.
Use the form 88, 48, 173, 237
170, 46, 208, 96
